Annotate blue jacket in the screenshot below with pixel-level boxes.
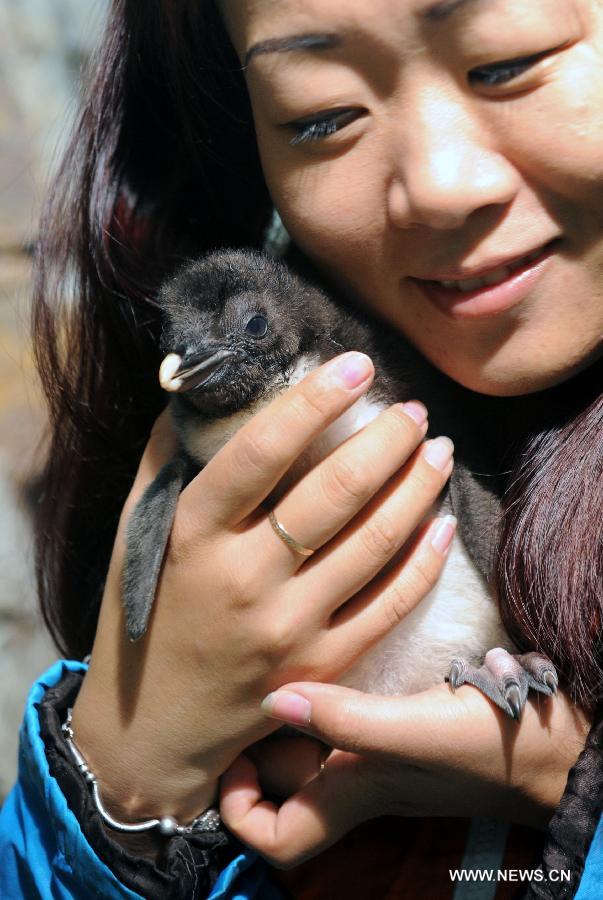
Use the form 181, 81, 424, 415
0, 660, 283, 900
1, 660, 601, 898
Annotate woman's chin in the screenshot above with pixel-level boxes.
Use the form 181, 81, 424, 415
437, 350, 603, 398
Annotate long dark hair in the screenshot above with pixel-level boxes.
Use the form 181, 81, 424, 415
33, 0, 271, 657
33, 0, 602, 707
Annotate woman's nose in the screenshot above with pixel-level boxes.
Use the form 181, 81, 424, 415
387, 91, 520, 230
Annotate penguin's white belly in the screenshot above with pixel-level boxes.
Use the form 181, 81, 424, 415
339, 523, 514, 695
180, 355, 513, 696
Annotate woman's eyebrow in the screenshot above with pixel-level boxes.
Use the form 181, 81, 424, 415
421, 0, 491, 23
243, 0, 492, 67
244, 32, 341, 67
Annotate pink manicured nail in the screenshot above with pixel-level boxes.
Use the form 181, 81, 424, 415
422, 436, 454, 471
430, 515, 457, 554
331, 353, 373, 389
403, 400, 428, 427
261, 690, 312, 726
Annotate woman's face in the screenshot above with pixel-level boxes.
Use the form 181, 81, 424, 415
223, 0, 603, 395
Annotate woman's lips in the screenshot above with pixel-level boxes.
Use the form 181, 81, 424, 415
410, 241, 558, 319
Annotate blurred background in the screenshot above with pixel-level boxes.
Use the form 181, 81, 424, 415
0, 0, 107, 801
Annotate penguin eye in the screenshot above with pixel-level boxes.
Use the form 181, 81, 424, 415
245, 314, 268, 338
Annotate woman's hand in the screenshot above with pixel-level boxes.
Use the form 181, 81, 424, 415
71, 351, 454, 826
220, 681, 590, 869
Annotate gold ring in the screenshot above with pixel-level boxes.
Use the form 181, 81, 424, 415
318, 745, 330, 775
268, 510, 315, 557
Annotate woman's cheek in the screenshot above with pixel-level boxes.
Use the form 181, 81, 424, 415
257, 116, 379, 243
496, 55, 603, 201
270, 158, 385, 271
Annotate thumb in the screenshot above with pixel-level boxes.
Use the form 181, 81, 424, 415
261, 681, 419, 756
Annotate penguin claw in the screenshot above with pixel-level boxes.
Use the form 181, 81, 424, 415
448, 660, 463, 691
446, 648, 557, 720
504, 683, 523, 720
543, 669, 558, 695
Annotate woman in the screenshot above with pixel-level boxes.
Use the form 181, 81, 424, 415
1, 0, 602, 897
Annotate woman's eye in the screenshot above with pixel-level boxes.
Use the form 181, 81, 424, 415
287, 108, 362, 146
469, 50, 553, 89
245, 314, 268, 337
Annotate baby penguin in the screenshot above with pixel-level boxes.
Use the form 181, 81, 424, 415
122, 250, 557, 719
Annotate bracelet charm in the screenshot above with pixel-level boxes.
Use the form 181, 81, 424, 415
61, 708, 221, 837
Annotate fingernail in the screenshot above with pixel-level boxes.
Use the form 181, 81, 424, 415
261, 690, 312, 726
331, 352, 373, 389
422, 436, 454, 471
430, 515, 457, 554
403, 400, 428, 427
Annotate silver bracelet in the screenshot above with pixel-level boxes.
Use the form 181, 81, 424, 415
61, 708, 221, 837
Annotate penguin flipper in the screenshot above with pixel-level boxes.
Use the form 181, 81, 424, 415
121, 455, 189, 642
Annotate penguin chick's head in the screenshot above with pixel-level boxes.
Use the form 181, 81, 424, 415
157, 249, 337, 416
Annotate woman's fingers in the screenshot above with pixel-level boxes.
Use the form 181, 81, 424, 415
259, 681, 490, 761
244, 735, 330, 798
220, 748, 363, 868
261, 683, 413, 752
322, 515, 456, 659
261, 401, 428, 574
258, 680, 578, 775
222, 684, 589, 865
264, 515, 454, 680
185, 352, 375, 530
296, 441, 453, 617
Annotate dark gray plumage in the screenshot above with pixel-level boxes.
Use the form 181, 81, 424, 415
122, 249, 557, 717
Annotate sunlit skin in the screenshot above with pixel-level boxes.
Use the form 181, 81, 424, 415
69, 0, 598, 871
223, 0, 603, 395
196, 0, 601, 862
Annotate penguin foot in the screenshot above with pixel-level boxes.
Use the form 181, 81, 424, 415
447, 648, 558, 720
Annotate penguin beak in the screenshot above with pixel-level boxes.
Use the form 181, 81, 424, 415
159, 348, 240, 393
